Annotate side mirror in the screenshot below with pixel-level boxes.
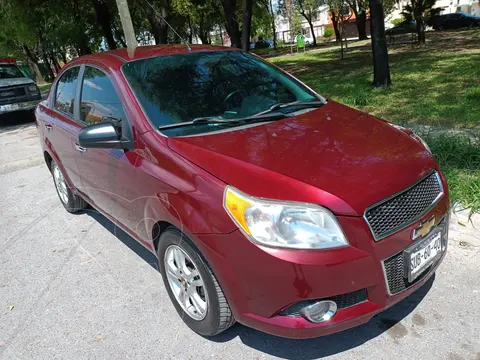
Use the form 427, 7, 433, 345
78, 121, 133, 150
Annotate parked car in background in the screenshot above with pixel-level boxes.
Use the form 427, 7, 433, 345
428, 12, 480, 30
254, 38, 274, 49
0, 58, 42, 116
386, 20, 417, 35
36, 45, 450, 339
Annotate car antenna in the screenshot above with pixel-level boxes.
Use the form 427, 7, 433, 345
142, 0, 192, 51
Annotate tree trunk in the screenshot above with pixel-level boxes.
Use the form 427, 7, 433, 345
308, 19, 317, 45
269, 0, 277, 48
91, 0, 117, 50
198, 17, 210, 44
147, 8, 169, 44
113, 23, 127, 47
40, 46, 54, 81
187, 16, 193, 44
76, 35, 92, 55
414, 11, 426, 44
331, 11, 341, 42
355, 10, 368, 40
22, 45, 47, 85
220, 0, 242, 48
242, 0, 253, 51
49, 52, 60, 74
369, 0, 391, 87
59, 47, 68, 64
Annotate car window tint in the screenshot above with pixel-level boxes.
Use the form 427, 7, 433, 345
122, 50, 318, 137
80, 67, 125, 125
55, 67, 79, 115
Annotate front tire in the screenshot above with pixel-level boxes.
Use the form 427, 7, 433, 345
157, 228, 235, 336
51, 160, 87, 213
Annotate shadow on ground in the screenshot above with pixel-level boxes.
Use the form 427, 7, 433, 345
82, 209, 158, 269
0, 111, 36, 133
78, 206, 434, 360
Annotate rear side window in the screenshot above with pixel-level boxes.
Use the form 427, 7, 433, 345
55, 67, 79, 115
80, 67, 125, 125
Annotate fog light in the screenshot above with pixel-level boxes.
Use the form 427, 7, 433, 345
300, 300, 337, 323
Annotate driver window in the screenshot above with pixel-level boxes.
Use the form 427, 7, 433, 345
80, 67, 125, 125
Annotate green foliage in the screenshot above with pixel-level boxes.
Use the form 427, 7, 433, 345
323, 27, 334, 38
401, 0, 443, 23
391, 17, 405, 26
382, 0, 398, 17
251, 0, 274, 38
171, 0, 222, 43
424, 134, 480, 214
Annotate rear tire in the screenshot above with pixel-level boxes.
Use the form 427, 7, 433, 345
51, 160, 87, 213
157, 227, 235, 336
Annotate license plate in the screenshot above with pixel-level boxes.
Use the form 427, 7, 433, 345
405, 229, 443, 282
0, 104, 19, 111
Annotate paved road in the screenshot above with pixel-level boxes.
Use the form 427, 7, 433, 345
1, 112, 479, 360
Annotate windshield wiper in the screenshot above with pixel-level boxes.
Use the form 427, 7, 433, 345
253, 99, 326, 117
158, 111, 287, 131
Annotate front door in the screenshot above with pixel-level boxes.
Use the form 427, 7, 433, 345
45, 66, 84, 190
74, 65, 139, 232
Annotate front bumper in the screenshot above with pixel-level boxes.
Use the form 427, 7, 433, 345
194, 191, 450, 339
0, 99, 40, 114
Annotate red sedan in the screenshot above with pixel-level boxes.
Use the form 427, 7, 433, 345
35, 45, 449, 339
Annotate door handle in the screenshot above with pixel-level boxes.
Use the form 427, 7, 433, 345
44, 124, 53, 131
74, 143, 87, 153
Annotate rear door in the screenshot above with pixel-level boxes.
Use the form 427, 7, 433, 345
42, 66, 84, 190
74, 65, 139, 230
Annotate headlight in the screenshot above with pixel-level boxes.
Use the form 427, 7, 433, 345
388, 123, 432, 153
28, 85, 39, 93
223, 186, 348, 250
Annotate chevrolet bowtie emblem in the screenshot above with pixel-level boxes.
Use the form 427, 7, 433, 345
412, 216, 436, 240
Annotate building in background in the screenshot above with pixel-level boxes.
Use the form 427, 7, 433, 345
387, 0, 480, 26
275, 5, 371, 43
275, 5, 331, 43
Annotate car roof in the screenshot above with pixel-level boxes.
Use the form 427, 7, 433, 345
76, 44, 238, 64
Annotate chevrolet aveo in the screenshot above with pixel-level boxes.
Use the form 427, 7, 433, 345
36, 45, 449, 339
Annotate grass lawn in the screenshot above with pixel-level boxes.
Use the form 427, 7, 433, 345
268, 29, 480, 214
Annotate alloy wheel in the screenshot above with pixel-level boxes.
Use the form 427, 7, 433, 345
53, 165, 69, 205
164, 245, 208, 320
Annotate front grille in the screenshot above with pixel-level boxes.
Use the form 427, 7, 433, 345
0, 85, 39, 106
365, 171, 443, 240
0, 85, 26, 97
278, 289, 368, 317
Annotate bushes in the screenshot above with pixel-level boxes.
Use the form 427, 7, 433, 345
391, 17, 405, 26
323, 28, 334, 38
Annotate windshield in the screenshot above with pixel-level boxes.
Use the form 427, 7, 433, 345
122, 50, 321, 136
0, 64, 25, 79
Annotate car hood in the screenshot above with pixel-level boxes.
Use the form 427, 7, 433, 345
167, 101, 437, 216
0, 77, 34, 87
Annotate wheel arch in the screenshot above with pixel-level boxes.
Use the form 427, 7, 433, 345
44, 150, 53, 171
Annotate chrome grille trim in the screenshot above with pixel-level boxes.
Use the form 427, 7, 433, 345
364, 170, 444, 241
